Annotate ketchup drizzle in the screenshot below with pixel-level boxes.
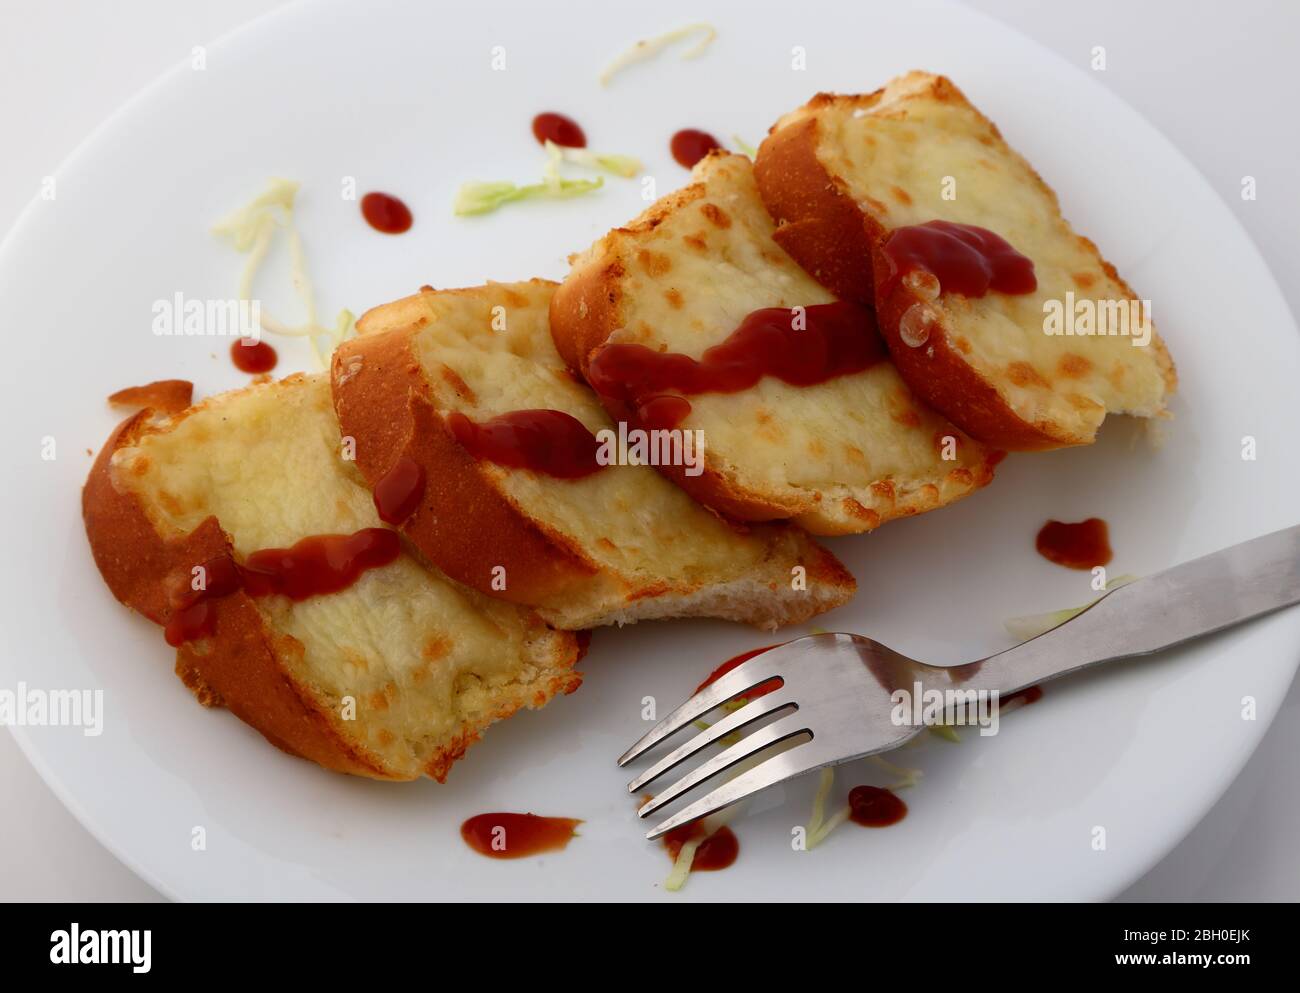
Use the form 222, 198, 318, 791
1035, 518, 1112, 570
162, 528, 401, 646
360, 192, 413, 234
588, 301, 885, 429
373, 456, 425, 525
460, 813, 582, 859
882, 220, 1037, 298
447, 409, 604, 479
532, 112, 587, 149
670, 128, 722, 168
231, 338, 277, 374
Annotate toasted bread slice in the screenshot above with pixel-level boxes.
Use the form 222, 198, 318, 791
83, 374, 582, 782
333, 280, 855, 629
756, 72, 1176, 451
550, 153, 1000, 535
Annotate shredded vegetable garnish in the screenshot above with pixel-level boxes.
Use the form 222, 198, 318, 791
867, 754, 923, 790
805, 768, 848, 849
1003, 575, 1138, 642
928, 724, 962, 743
732, 135, 758, 160
544, 139, 642, 178
454, 177, 604, 217
212, 179, 355, 368
599, 23, 718, 86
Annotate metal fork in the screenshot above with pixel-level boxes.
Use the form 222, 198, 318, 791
621, 524, 1300, 840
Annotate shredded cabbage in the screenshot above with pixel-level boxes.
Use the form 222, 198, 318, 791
867, 754, 923, 790
732, 135, 758, 160
599, 23, 717, 86
1003, 575, 1138, 642
663, 807, 733, 892
212, 179, 355, 368
454, 176, 603, 217
545, 140, 641, 178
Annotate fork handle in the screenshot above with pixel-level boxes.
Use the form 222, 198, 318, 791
963, 524, 1300, 695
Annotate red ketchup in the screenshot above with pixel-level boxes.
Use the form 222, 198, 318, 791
663, 823, 739, 871
1035, 518, 1112, 570
587, 301, 885, 429
670, 128, 722, 168
162, 529, 401, 646
532, 112, 587, 148
460, 813, 582, 859
697, 645, 783, 704
230, 338, 277, 374
373, 456, 425, 525
360, 192, 413, 234
882, 220, 1036, 297
446, 409, 604, 479
1003, 685, 1044, 708
847, 785, 908, 827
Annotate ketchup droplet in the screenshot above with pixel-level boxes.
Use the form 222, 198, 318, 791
670, 128, 722, 168
1035, 518, 1112, 570
697, 645, 783, 703
588, 301, 885, 428
532, 112, 587, 149
447, 409, 604, 479
460, 813, 582, 859
847, 785, 908, 827
1003, 685, 1044, 707
373, 456, 425, 525
361, 192, 413, 234
882, 220, 1037, 298
663, 823, 739, 872
231, 338, 277, 374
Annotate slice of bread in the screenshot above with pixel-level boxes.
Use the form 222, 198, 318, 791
332, 279, 855, 630
83, 373, 582, 782
550, 152, 1000, 535
756, 71, 1176, 451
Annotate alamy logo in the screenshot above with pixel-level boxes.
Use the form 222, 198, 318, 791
890, 681, 1001, 736
595, 423, 705, 477
152, 291, 260, 338
0, 683, 103, 736
1043, 293, 1152, 347
50, 924, 151, 973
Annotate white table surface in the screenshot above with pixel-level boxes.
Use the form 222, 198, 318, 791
2, 0, 1296, 902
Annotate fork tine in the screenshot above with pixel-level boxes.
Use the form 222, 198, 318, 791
617, 645, 793, 766
626, 690, 796, 794
638, 712, 809, 818
645, 740, 830, 841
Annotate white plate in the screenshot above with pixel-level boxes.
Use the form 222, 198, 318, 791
2, 0, 1297, 901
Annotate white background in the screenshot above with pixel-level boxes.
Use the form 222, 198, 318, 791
1, 0, 1296, 901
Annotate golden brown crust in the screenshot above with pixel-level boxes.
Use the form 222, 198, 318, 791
755, 77, 1177, 451
331, 323, 606, 610
82, 411, 393, 778
753, 113, 878, 304
107, 379, 194, 415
